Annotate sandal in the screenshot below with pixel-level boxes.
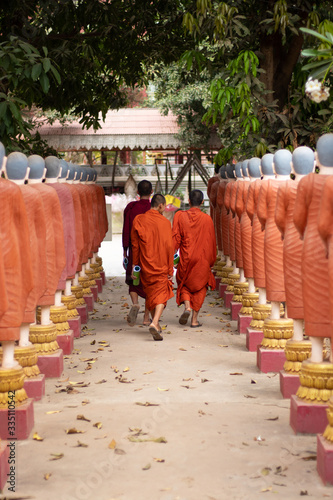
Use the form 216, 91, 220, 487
179, 309, 191, 325
190, 323, 202, 328
127, 305, 140, 326
149, 324, 163, 341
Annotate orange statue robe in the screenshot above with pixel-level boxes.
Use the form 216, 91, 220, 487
246, 180, 266, 288
87, 186, 100, 253
207, 176, 219, 220
257, 180, 286, 302
236, 181, 253, 278
93, 184, 108, 245
231, 181, 243, 269
172, 207, 216, 311
294, 173, 330, 337
131, 209, 174, 311
0, 179, 34, 340
275, 180, 304, 319
215, 181, 225, 254
75, 184, 95, 264
224, 182, 236, 262
48, 183, 78, 284
218, 180, 229, 257
20, 185, 47, 323
0, 244, 8, 320
66, 184, 85, 273
30, 184, 66, 305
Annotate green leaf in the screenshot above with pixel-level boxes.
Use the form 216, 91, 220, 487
43, 58, 51, 73
40, 73, 50, 93
300, 27, 332, 45
302, 60, 332, 71
301, 49, 322, 57
31, 63, 42, 81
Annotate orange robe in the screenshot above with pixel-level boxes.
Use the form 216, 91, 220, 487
0, 244, 8, 320
224, 181, 236, 261
66, 184, 85, 273
257, 180, 286, 301
209, 180, 220, 247
294, 173, 330, 337
275, 180, 303, 319
219, 180, 229, 257
20, 185, 47, 323
75, 184, 95, 264
0, 179, 34, 340
30, 184, 66, 305
93, 184, 108, 245
231, 182, 243, 269
207, 176, 219, 220
131, 209, 174, 311
236, 181, 253, 278
246, 180, 266, 288
172, 207, 216, 311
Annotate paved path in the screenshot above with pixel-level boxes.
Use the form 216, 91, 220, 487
7, 277, 329, 500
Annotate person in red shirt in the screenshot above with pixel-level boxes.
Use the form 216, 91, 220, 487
122, 180, 152, 326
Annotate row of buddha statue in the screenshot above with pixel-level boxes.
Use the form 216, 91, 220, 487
208, 132, 333, 444
0, 143, 108, 409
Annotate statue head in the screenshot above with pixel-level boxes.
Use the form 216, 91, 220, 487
59, 159, 69, 180
28, 155, 46, 180
241, 160, 250, 178
5, 152, 28, 181
226, 163, 236, 179
260, 153, 274, 176
316, 133, 333, 168
248, 157, 261, 178
292, 146, 315, 175
235, 162, 243, 178
219, 165, 227, 179
273, 149, 292, 176
45, 156, 60, 179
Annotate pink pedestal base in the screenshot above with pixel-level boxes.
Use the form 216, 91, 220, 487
230, 301, 242, 320
238, 313, 252, 334
317, 434, 333, 485
219, 282, 228, 298
100, 271, 106, 285
91, 285, 98, 301
95, 277, 103, 293
0, 440, 9, 491
77, 304, 88, 325
224, 291, 233, 309
37, 350, 64, 378
57, 330, 74, 355
256, 346, 286, 373
215, 277, 221, 288
24, 374, 45, 401
68, 316, 81, 338
290, 394, 329, 435
84, 293, 94, 312
0, 398, 34, 440
246, 328, 264, 351
279, 370, 300, 399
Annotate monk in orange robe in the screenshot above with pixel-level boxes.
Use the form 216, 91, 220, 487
131, 194, 174, 341
173, 190, 216, 327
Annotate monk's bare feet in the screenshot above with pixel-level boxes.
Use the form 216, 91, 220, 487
127, 304, 140, 326
149, 323, 163, 341
179, 309, 191, 325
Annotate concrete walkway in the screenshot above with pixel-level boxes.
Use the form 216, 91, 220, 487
5, 273, 329, 500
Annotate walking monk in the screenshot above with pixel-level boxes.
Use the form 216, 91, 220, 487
122, 180, 152, 326
173, 190, 216, 328
131, 193, 174, 341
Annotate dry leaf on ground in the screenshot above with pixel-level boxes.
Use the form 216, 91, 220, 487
33, 432, 44, 441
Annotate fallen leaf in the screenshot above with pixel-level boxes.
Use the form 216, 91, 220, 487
128, 436, 167, 443
77, 370, 85, 374
134, 388, 143, 392
229, 372, 243, 376
183, 378, 193, 381
44, 473, 52, 480
90, 340, 96, 345
135, 402, 160, 407
93, 422, 103, 429
115, 448, 126, 455
266, 416, 279, 421
58, 377, 69, 383
261, 486, 272, 492
46, 410, 62, 415
123, 367, 130, 372
179, 347, 187, 351
142, 463, 151, 470
143, 371, 153, 375
108, 439, 116, 449
302, 455, 317, 461
33, 432, 44, 441
77, 414, 91, 422
153, 458, 165, 463
49, 453, 64, 461
251, 379, 257, 384
261, 467, 271, 476
66, 428, 85, 434
244, 395, 257, 399
201, 378, 210, 383
218, 344, 229, 348
157, 387, 169, 392
75, 441, 88, 448
95, 379, 107, 384
81, 399, 90, 405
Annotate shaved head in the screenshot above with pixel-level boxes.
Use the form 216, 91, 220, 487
138, 180, 152, 196
189, 189, 204, 207
151, 193, 166, 207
